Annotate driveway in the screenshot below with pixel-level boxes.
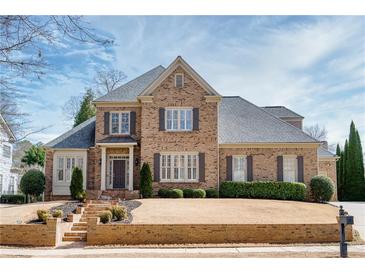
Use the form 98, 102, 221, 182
0, 201, 66, 224
129, 199, 339, 224
330, 202, 365, 240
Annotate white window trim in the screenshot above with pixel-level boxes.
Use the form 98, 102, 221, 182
232, 155, 247, 182
160, 152, 199, 183
107, 154, 130, 189
109, 111, 131, 135
2, 144, 11, 158
283, 155, 298, 182
175, 73, 184, 88
165, 107, 193, 132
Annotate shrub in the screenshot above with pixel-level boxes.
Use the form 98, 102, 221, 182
220, 181, 306, 201
52, 209, 63, 218
0, 194, 26, 204
37, 209, 50, 223
70, 167, 83, 200
192, 189, 206, 198
99, 211, 112, 224
110, 205, 128, 221
158, 188, 169, 198
205, 188, 219, 198
76, 190, 87, 203
183, 188, 194, 198
310, 176, 334, 202
168, 189, 184, 198
140, 162, 153, 198
20, 169, 45, 199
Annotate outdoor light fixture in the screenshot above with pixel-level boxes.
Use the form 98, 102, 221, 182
135, 157, 139, 166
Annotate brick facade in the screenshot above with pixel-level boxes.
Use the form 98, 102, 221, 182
44, 150, 54, 201
319, 159, 338, 201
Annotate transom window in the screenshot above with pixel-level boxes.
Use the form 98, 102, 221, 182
57, 156, 83, 183
161, 153, 198, 182
2, 145, 11, 158
166, 108, 192, 131
233, 155, 247, 181
110, 112, 130, 134
175, 73, 184, 88
283, 155, 298, 182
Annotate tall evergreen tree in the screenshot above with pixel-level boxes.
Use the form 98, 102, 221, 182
336, 144, 342, 199
341, 139, 348, 200
73, 89, 96, 127
356, 130, 364, 182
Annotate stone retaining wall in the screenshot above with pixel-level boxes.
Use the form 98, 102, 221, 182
87, 217, 352, 245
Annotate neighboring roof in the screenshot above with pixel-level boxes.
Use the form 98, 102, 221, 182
219, 97, 319, 144
44, 117, 95, 149
97, 136, 137, 144
94, 65, 166, 102
139, 56, 221, 97
0, 113, 16, 142
318, 147, 337, 158
261, 106, 304, 119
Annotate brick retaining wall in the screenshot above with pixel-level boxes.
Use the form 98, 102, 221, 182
87, 217, 352, 245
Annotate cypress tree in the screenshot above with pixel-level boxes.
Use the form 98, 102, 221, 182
336, 144, 342, 199
342, 140, 348, 200
73, 89, 96, 127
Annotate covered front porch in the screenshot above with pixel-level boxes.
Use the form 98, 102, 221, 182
97, 140, 137, 192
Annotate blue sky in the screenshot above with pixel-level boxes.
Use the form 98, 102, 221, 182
21, 16, 365, 150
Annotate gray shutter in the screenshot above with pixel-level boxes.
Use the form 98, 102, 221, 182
159, 108, 165, 131
277, 156, 283, 181
297, 156, 304, 182
193, 108, 199, 131
199, 152, 205, 182
247, 155, 253, 181
130, 111, 136, 135
104, 112, 110, 135
154, 153, 160, 182
226, 156, 233, 181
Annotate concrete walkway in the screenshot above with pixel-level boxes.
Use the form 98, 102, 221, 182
330, 202, 365, 240
1, 245, 364, 258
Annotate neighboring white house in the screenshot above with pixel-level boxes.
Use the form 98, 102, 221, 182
0, 114, 19, 195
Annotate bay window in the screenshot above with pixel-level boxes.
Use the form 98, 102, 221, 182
166, 108, 192, 131
283, 155, 298, 182
233, 155, 247, 181
161, 153, 198, 182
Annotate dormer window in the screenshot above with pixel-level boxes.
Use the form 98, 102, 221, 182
175, 73, 184, 88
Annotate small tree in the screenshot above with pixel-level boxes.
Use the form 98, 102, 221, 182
21, 145, 45, 167
69, 167, 83, 199
73, 89, 96, 127
310, 176, 335, 202
20, 169, 45, 202
140, 162, 153, 198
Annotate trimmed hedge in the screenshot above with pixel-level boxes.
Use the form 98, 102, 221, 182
310, 176, 334, 202
206, 188, 219, 198
0, 194, 26, 204
158, 189, 169, 198
183, 189, 194, 198
192, 189, 206, 198
158, 188, 184, 198
220, 181, 306, 201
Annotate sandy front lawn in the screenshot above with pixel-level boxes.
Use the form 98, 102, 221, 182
0, 201, 67, 224
128, 199, 339, 224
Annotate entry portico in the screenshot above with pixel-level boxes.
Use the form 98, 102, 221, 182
96, 138, 137, 192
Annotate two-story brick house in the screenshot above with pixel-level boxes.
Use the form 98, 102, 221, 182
44, 56, 338, 201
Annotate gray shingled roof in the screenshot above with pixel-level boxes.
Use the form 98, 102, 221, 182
94, 66, 165, 102
45, 117, 95, 149
318, 147, 336, 158
219, 97, 319, 144
97, 136, 137, 144
261, 106, 304, 118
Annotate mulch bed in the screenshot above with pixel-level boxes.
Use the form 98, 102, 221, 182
26, 202, 80, 223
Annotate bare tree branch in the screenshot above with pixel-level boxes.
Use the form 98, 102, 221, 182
94, 69, 127, 95
304, 124, 328, 141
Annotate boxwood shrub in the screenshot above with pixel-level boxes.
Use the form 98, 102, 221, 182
158, 188, 184, 198
158, 188, 169, 198
0, 194, 26, 204
220, 181, 306, 201
206, 188, 219, 198
192, 189, 206, 198
310, 176, 334, 202
183, 189, 194, 198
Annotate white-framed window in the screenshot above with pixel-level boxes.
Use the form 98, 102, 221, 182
233, 155, 247, 181
56, 156, 83, 183
161, 153, 199, 182
165, 108, 192, 131
175, 73, 184, 88
3, 144, 11, 158
110, 111, 130, 134
9, 176, 14, 194
0, 174, 3, 194
283, 155, 298, 182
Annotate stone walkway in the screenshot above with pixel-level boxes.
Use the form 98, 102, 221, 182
1, 245, 364, 258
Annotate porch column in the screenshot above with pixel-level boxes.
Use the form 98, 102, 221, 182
101, 147, 106, 190
128, 146, 134, 191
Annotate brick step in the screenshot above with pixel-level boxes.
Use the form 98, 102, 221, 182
71, 226, 87, 231
62, 235, 86, 242
83, 213, 104, 217
64, 231, 87, 237
73, 222, 87, 227
84, 210, 108, 214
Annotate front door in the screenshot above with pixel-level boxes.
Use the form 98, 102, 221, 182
113, 160, 126, 188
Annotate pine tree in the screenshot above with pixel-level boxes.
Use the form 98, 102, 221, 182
336, 144, 342, 199
341, 140, 348, 200
355, 130, 365, 183
73, 89, 96, 127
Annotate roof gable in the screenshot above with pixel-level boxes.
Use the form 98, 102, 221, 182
139, 56, 220, 97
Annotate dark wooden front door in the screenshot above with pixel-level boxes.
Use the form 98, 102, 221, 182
113, 160, 126, 189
